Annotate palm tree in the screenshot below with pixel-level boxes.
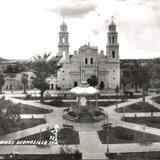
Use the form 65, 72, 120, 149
31, 53, 62, 103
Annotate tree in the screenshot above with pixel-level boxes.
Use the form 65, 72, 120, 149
121, 70, 131, 93
31, 53, 62, 103
151, 59, 160, 88
129, 61, 141, 92
4, 62, 28, 74
21, 73, 28, 94
0, 72, 5, 94
139, 66, 151, 102
87, 75, 98, 87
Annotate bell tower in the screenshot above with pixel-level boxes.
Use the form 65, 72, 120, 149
106, 19, 119, 61
58, 20, 69, 59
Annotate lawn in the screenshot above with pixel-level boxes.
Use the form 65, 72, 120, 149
107, 152, 160, 160
43, 100, 125, 108
98, 126, 160, 144
92, 101, 125, 107
0, 99, 52, 114
97, 94, 142, 99
0, 119, 46, 135
115, 102, 160, 113
152, 96, 160, 104
122, 117, 160, 129
16, 104, 53, 114
19, 128, 80, 145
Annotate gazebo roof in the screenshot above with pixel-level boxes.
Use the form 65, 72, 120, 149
69, 81, 100, 96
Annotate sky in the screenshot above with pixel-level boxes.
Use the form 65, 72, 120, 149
0, 0, 159, 60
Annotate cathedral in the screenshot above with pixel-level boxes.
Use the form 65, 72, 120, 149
56, 20, 120, 89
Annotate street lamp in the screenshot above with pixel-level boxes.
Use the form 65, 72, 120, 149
102, 113, 112, 155
115, 85, 119, 109
142, 124, 146, 139
123, 105, 125, 118
40, 128, 42, 141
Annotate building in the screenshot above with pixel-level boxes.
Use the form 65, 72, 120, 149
3, 72, 34, 91
57, 20, 120, 89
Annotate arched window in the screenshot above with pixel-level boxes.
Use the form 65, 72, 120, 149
62, 51, 66, 59
62, 37, 65, 43
10, 85, 12, 90
74, 81, 78, 87
51, 84, 54, 90
109, 36, 112, 43
100, 81, 105, 90
85, 58, 88, 64
90, 58, 93, 64
112, 51, 115, 58
112, 37, 114, 43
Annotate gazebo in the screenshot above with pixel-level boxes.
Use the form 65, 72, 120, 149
63, 81, 106, 122
69, 81, 99, 114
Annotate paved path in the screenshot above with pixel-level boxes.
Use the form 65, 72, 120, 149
79, 131, 106, 159
1, 93, 160, 159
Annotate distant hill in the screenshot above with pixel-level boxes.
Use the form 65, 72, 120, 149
0, 57, 8, 62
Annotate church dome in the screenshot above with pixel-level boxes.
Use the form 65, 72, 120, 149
60, 21, 67, 32
109, 20, 116, 32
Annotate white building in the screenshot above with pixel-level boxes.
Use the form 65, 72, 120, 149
57, 20, 120, 89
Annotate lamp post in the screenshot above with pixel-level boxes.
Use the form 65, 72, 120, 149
142, 124, 146, 139
115, 85, 119, 109
44, 112, 46, 122
40, 128, 42, 141
107, 136, 109, 154
123, 105, 125, 118
103, 113, 111, 156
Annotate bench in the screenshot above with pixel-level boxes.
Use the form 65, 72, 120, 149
62, 124, 74, 130
63, 108, 70, 112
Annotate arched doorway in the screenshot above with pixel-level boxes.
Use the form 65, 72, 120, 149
100, 81, 105, 90
74, 81, 78, 87
51, 83, 54, 90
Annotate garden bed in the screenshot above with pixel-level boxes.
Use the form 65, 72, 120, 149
122, 117, 160, 129
0, 119, 46, 135
106, 151, 160, 160
152, 96, 160, 104
115, 102, 160, 113
19, 128, 80, 145
0, 99, 52, 114
98, 94, 143, 99
98, 126, 160, 144
93, 101, 125, 107
2, 152, 82, 160
43, 100, 125, 108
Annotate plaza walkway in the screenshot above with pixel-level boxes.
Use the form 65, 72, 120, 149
0, 93, 160, 159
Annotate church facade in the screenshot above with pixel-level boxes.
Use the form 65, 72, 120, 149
56, 20, 120, 89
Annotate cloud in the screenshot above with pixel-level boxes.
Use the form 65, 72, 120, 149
50, 0, 97, 18
93, 29, 99, 35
